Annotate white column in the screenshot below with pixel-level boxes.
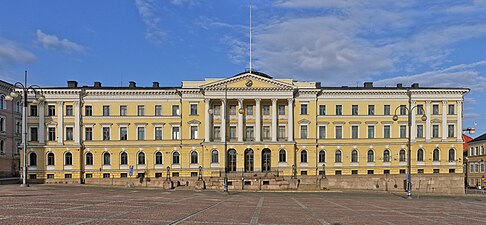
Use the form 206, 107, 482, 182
204, 99, 210, 142
221, 99, 226, 143
425, 100, 431, 142
411, 100, 416, 142
442, 100, 447, 141
255, 99, 261, 142
271, 99, 278, 142
38, 102, 45, 144
288, 98, 294, 142
57, 101, 64, 144
238, 99, 244, 142
457, 100, 463, 142
74, 101, 80, 144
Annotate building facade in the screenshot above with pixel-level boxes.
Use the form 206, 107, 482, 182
0, 80, 22, 178
466, 133, 486, 187
22, 72, 468, 192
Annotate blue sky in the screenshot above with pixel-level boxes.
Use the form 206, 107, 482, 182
0, 0, 485, 137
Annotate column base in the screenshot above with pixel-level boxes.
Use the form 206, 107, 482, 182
20, 183, 30, 187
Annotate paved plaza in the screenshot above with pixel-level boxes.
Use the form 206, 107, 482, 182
0, 185, 485, 225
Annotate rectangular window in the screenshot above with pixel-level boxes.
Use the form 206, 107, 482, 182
448, 104, 455, 115
213, 105, 221, 115
448, 124, 455, 138
30, 105, 38, 116
120, 105, 127, 116
384, 170, 390, 174
85, 127, 92, 141
352, 105, 358, 115
300, 103, 308, 115
246, 126, 255, 141
172, 127, 180, 140
172, 105, 180, 116
400, 105, 406, 115
417, 104, 424, 115
66, 127, 73, 141
262, 105, 270, 115
417, 169, 424, 174
30, 127, 38, 141
47, 174, 54, 179
278, 126, 286, 139
103, 105, 110, 116
190, 126, 198, 139
137, 127, 145, 140
229, 105, 237, 115
319, 105, 326, 116
103, 127, 110, 140
85, 106, 92, 116
351, 126, 358, 139
213, 126, 221, 140
433, 169, 440, 174
190, 103, 198, 115
48, 127, 56, 141
433, 104, 439, 115
246, 105, 253, 115
384, 125, 390, 138
155, 105, 162, 116
368, 105, 375, 115
352, 170, 358, 175
65, 105, 73, 116
400, 125, 406, 138
120, 127, 128, 140
368, 125, 374, 139
335, 126, 343, 139
417, 125, 424, 138
335, 170, 342, 175
155, 127, 163, 140
336, 105, 342, 115
433, 125, 439, 138
137, 105, 145, 116
48, 105, 56, 116
318, 126, 326, 139
262, 126, 270, 139
230, 126, 237, 139
384, 105, 390, 115
278, 105, 285, 115
300, 125, 308, 139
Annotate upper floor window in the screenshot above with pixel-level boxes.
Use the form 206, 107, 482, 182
172, 126, 180, 140
229, 105, 237, 115
384, 125, 390, 138
300, 103, 308, 115
120, 105, 128, 116
65, 127, 73, 141
417, 104, 424, 115
190, 103, 198, 115
48, 105, 56, 116
246, 105, 253, 115
190, 126, 198, 139
155, 105, 162, 116
335, 150, 342, 163
319, 105, 326, 115
399, 105, 406, 115
30, 127, 38, 141
47, 152, 55, 165
213, 105, 221, 115
352, 105, 358, 116
262, 105, 270, 115
448, 104, 455, 115
102, 127, 110, 141
137, 127, 145, 140
120, 127, 128, 140
367, 125, 374, 139
335, 126, 343, 139
448, 124, 455, 138
336, 105, 342, 115
103, 105, 110, 116
351, 150, 358, 163
65, 105, 73, 116
278, 105, 285, 115
417, 125, 424, 138
300, 125, 308, 139
318, 126, 326, 139
351, 126, 358, 139
155, 127, 163, 140
432, 104, 439, 115
384, 105, 390, 115
85, 106, 92, 116
400, 125, 407, 138
30, 105, 38, 116
0, 95, 4, 110
172, 105, 180, 116
48, 127, 56, 141
368, 105, 375, 115
399, 150, 406, 162
432, 125, 439, 138
137, 105, 145, 116
85, 127, 92, 141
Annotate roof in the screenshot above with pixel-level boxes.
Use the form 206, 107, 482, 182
233, 70, 273, 79
463, 134, 474, 149
470, 133, 486, 144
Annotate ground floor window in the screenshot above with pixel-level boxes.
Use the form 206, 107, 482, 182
65, 174, 72, 179
300, 171, 307, 175
85, 173, 93, 178
29, 174, 37, 179
47, 174, 54, 179
191, 172, 198, 177
103, 173, 111, 178
120, 173, 128, 178
352, 170, 358, 174
433, 169, 440, 174
335, 170, 342, 175
384, 170, 390, 174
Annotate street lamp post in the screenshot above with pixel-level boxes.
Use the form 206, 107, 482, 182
6, 71, 45, 187
392, 89, 426, 199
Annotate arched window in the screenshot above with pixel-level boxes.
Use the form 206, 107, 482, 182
86, 152, 93, 165
173, 152, 180, 164
138, 152, 145, 165
155, 152, 163, 165
448, 148, 455, 162
191, 151, 198, 164
47, 152, 55, 165
301, 150, 308, 163
417, 149, 424, 162
335, 150, 342, 163
481, 146, 485, 155
65, 152, 72, 165
383, 150, 390, 162
318, 150, 326, 163
367, 150, 374, 162
211, 149, 219, 163
433, 148, 440, 161
103, 152, 111, 165
120, 152, 128, 165
351, 150, 358, 163
279, 149, 286, 162
399, 150, 406, 162
29, 152, 37, 166
0, 95, 4, 109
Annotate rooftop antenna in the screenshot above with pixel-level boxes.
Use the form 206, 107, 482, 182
249, 0, 253, 73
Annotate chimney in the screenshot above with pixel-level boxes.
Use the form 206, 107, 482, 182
396, 83, 403, 88
67, 81, 78, 88
129, 81, 136, 88
152, 81, 160, 88
364, 82, 373, 88
94, 82, 102, 88
411, 83, 419, 88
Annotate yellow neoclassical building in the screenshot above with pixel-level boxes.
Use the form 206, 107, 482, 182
22, 72, 469, 192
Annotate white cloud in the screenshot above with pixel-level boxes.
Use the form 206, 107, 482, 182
171, 0, 199, 7
464, 113, 481, 119
0, 39, 35, 65
36, 29, 85, 53
135, 0, 165, 45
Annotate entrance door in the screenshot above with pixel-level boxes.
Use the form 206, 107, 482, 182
227, 149, 237, 172
262, 149, 271, 172
244, 149, 254, 172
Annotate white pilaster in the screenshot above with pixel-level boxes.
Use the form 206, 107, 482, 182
204, 99, 210, 142
411, 100, 416, 142
57, 101, 64, 144
255, 99, 261, 142
288, 98, 294, 142
457, 100, 463, 142
442, 100, 447, 141
425, 100, 431, 142
238, 99, 244, 142
74, 101, 80, 144
271, 99, 278, 142
38, 102, 45, 144
221, 99, 226, 143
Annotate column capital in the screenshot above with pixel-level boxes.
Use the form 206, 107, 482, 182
238, 98, 244, 104
255, 98, 261, 103
271, 98, 278, 103
411, 100, 416, 104
442, 100, 448, 104
426, 100, 432, 104
204, 98, 211, 104
457, 100, 464, 104
220, 99, 226, 104
57, 101, 63, 106
287, 98, 294, 103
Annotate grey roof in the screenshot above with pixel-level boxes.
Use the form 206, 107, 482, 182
470, 133, 486, 144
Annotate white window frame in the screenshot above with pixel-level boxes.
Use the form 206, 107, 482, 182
154, 126, 164, 140
65, 126, 74, 141
102, 126, 111, 141
119, 125, 128, 140
351, 125, 359, 139
190, 124, 199, 139
172, 125, 181, 140
137, 126, 146, 140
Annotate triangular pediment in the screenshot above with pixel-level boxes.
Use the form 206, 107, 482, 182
201, 72, 295, 90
